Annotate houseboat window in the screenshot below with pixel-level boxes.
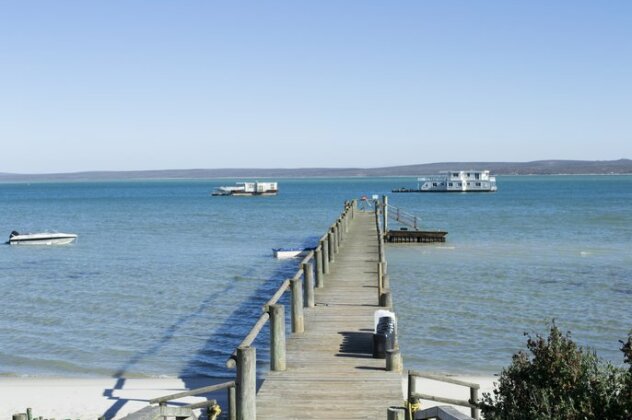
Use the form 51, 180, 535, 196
458, 183, 462, 187
448, 183, 453, 187
432, 182, 438, 187
476, 182, 481, 186
475, 173, 480, 179
452, 173, 459, 177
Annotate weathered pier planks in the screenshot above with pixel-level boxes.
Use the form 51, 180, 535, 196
255, 209, 403, 419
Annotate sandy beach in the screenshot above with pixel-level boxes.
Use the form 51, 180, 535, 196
1, 375, 496, 419
0, 377, 220, 419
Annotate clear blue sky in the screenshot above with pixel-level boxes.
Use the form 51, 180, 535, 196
1, 1, 631, 173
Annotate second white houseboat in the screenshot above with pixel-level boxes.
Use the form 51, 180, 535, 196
393, 170, 497, 192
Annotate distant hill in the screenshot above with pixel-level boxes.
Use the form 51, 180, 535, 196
1, 159, 631, 181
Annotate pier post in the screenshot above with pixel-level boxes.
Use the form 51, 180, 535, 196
333, 224, 339, 254
471, 387, 480, 419
383, 195, 388, 233
386, 347, 402, 372
338, 219, 343, 244
315, 247, 324, 288
377, 262, 384, 298
291, 278, 304, 333
336, 220, 342, 243
382, 273, 390, 290
380, 290, 392, 308
322, 238, 330, 274
328, 231, 335, 262
236, 346, 256, 420
407, 371, 421, 418
387, 407, 405, 420
228, 385, 237, 420
303, 262, 315, 308
269, 304, 286, 371
379, 235, 385, 264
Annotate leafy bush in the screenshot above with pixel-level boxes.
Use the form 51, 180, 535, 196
479, 323, 632, 419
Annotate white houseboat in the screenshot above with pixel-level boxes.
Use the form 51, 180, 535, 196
212, 181, 278, 196
393, 170, 497, 192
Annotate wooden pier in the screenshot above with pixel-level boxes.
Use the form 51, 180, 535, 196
255, 208, 403, 419
111, 198, 477, 420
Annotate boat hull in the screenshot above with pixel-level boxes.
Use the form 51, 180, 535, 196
9, 233, 77, 245
273, 248, 310, 259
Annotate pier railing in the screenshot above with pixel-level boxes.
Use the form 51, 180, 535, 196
222, 199, 369, 419
407, 370, 479, 420
384, 201, 420, 231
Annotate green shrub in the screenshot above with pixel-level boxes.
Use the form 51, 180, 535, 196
479, 323, 632, 419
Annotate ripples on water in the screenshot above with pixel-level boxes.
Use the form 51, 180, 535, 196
0, 176, 631, 378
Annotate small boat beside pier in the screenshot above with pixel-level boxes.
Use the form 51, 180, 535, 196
272, 247, 312, 259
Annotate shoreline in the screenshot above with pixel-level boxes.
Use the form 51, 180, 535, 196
1, 374, 497, 419
0, 377, 226, 419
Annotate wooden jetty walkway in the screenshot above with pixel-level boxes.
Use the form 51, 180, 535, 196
105, 199, 479, 420
255, 209, 403, 419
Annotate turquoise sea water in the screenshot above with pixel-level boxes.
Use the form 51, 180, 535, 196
0, 176, 630, 378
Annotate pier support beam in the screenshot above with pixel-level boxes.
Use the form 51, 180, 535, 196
337, 220, 343, 245
291, 278, 304, 333
387, 407, 405, 420
471, 388, 480, 419
407, 372, 421, 420
322, 239, 330, 274
386, 348, 402, 372
236, 346, 256, 420
328, 231, 335, 262
377, 262, 384, 299
303, 262, 315, 308
228, 385, 236, 420
383, 195, 388, 233
269, 304, 286, 371
315, 247, 324, 288
380, 290, 392, 308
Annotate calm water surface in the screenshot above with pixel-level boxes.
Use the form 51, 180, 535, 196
0, 176, 630, 378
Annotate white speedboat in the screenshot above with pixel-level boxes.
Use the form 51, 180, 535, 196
272, 247, 311, 259
7, 231, 78, 245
